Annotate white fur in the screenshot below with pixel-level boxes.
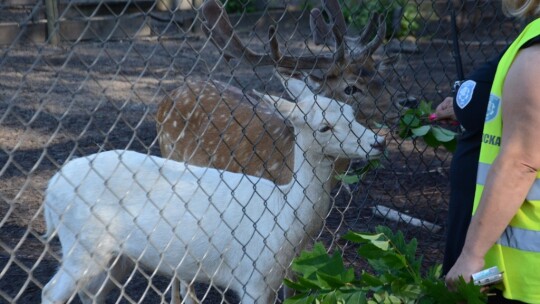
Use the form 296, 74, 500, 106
41, 90, 384, 304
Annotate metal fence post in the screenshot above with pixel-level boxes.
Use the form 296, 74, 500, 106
44, 0, 59, 44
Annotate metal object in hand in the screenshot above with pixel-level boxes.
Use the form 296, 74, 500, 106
472, 266, 503, 286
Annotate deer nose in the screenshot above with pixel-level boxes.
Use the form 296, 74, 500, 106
398, 95, 419, 109
371, 135, 386, 153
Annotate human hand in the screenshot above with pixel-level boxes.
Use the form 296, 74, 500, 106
431, 96, 458, 123
445, 251, 485, 291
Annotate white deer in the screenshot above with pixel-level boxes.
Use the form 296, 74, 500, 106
41, 78, 385, 304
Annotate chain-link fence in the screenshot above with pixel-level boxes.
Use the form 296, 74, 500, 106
0, 0, 522, 302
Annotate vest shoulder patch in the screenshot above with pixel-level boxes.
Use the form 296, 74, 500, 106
456, 80, 476, 109
485, 94, 500, 122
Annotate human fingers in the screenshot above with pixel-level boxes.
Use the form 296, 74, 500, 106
432, 97, 459, 124
445, 255, 484, 291
433, 97, 457, 121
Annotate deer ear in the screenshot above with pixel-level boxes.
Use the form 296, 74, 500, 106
376, 54, 399, 72
278, 76, 314, 102
260, 94, 299, 120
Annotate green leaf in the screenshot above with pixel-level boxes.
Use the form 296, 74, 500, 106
283, 278, 311, 292
289, 242, 359, 292
339, 290, 369, 304
284, 293, 318, 304
366, 252, 408, 272
342, 268, 356, 284
387, 294, 403, 303
411, 125, 431, 137
375, 226, 421, 275
398, 126, 413, 139
417, 100, 434, 115
421, 279, 462, 304
342, 232, 390, 251
455, 276, 488, 304
334, 159, 381, 184
421, 131, 440, 148
292, 243, 342, 279
420, 127, 458, 152
296, 276, 325, 290
425, 264, 443, 281
320, 291, 339, 304
359, 272, 384, 287
391, 281, 422, 299
431, 126, 457, 142
442, 137, 457, 152
401, 113, 421, 128
357, 243, 389, 260
316, 272, 347, 289
334, 173, 360, 184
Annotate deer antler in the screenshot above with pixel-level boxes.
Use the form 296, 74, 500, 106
348, 13, 386, 61
309, 0, 386, 62
309, 0, 347, 46
201, 0, 275, 65
200, 0, 345, 69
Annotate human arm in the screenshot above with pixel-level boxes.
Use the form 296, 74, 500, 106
445, 45, 540, 288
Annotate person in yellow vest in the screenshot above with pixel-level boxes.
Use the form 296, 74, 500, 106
445, 0, 540, 303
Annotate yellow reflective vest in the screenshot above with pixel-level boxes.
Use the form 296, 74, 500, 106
474, 18, 540, 302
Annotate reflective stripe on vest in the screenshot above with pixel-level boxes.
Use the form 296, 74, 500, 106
477, 162, 540, 252
477, 162, 540, 201
497, 226, 540, 252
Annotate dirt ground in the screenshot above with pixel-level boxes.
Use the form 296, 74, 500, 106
0, 3, 519, 303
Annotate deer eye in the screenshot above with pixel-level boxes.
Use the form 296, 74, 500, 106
318, 125, 332, 133
344, 85, 362, 96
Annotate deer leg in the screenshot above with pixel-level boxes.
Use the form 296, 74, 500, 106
180, 280, 199, 304
170, 278, 181, 304
43, 249, 113, 304
78, 255, 134, 304
171, 278, 199, 304
42, 268, 79, 304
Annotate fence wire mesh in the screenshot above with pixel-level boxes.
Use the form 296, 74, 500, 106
0, 0, 522, 302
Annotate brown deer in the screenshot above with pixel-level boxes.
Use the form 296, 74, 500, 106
157, 0, 414, 185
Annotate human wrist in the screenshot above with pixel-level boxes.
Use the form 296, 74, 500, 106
460, 244, 486, 266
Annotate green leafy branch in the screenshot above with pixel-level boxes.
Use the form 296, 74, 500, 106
399, 101, 458, 152
284, 226, 487, 304
337, 101, 458, 185
335, 159, 383, 185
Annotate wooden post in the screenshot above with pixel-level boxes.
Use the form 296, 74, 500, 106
156, 0, 176, 11
45, 0, 59, 44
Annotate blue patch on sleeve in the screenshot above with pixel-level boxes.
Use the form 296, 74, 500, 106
456, 80, 476, 109
485, 94, 500, 122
